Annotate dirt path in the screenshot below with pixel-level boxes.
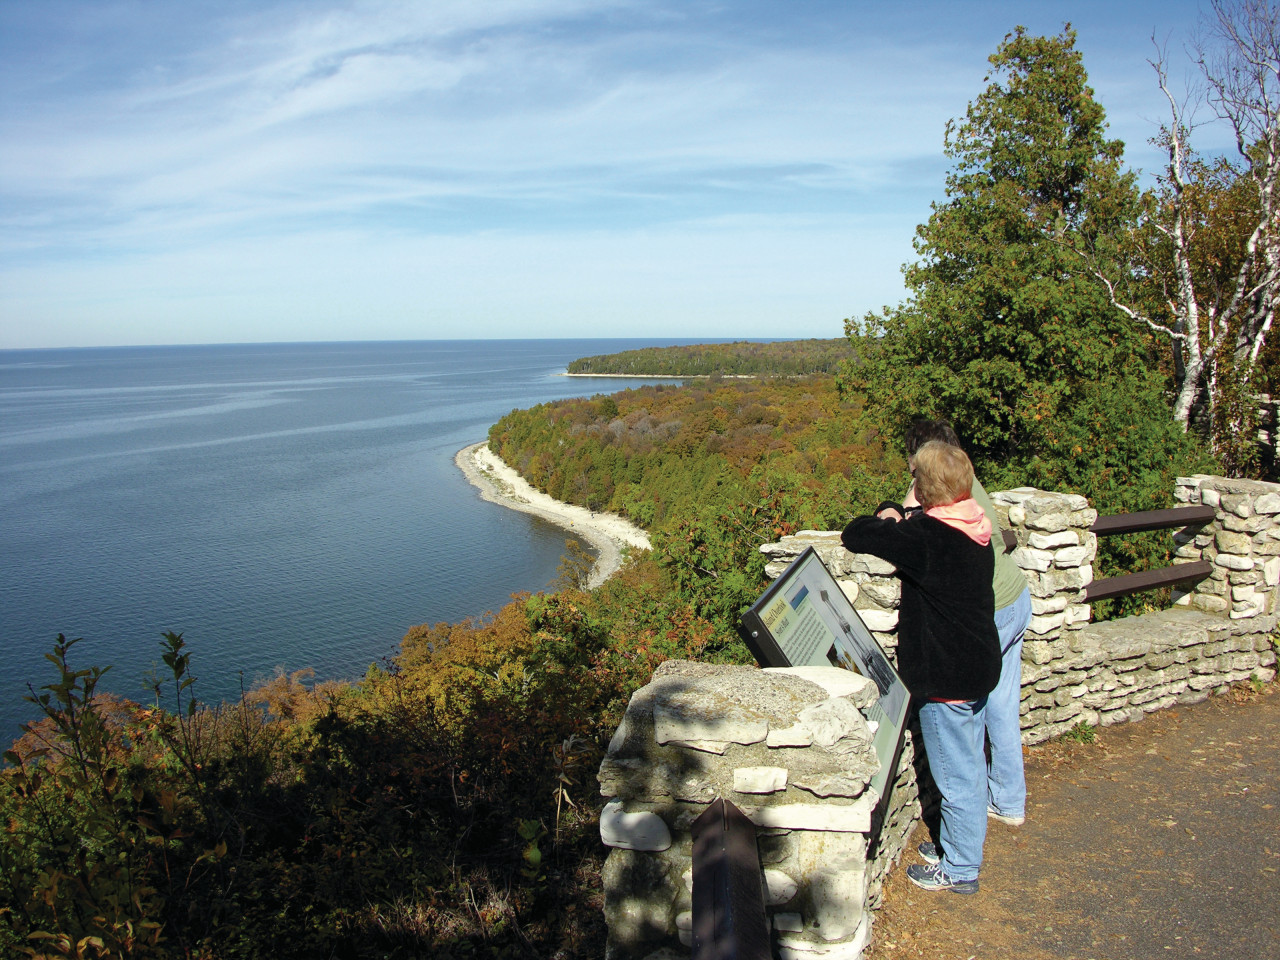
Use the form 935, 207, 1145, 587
866, 684, 1280, 960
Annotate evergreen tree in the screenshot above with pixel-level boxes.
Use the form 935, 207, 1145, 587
841, 26, 1168, 485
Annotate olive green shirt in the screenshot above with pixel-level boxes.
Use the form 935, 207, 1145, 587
971, 478, 1028, 611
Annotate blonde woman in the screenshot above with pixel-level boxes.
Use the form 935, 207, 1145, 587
841, 440, 1000, 894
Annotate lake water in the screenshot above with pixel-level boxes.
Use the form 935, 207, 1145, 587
0, 339, 690, 740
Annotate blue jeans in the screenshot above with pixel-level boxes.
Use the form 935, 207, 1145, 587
918, 697, 988, 881
987, 587, 1032, 817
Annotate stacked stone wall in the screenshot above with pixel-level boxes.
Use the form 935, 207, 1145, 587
597, 661, 918, 960
761, 480, 1278, 746
599, 477, 1278, 959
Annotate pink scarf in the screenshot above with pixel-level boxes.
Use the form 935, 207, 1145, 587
925, 497, 991, 546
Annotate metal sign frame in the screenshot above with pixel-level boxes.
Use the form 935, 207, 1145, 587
739, 546, 910, 813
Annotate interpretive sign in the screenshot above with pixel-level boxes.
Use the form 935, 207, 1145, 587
739, 547, 909, 811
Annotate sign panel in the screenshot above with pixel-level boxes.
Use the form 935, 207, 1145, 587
739, 547, 910, 809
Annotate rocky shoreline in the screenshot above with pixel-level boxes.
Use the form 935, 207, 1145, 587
454, 442, 651, 589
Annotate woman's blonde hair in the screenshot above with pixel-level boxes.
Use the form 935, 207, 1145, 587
913, 440, 974, 509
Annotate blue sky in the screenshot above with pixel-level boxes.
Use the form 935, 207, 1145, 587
0, 0, 1229, 348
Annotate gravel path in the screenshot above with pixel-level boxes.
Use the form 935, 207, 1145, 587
867, 683, 1280, 960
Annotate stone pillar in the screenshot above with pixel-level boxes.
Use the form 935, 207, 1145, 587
1173, 475, 1280, 619
598, 660, 903, 960
989, 489, 1097, 666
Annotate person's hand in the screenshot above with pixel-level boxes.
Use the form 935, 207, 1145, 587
876, 506, 904, 521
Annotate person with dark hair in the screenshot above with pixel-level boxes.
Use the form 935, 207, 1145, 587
842, 441, 1000, 893
895, 418, 1034, 830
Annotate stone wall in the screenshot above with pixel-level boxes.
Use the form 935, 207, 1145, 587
597, 660, 920, 960
759, 478, 1279, 746
597, 477, 1278, 960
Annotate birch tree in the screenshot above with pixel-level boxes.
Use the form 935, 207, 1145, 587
1087, 0, 1279, 460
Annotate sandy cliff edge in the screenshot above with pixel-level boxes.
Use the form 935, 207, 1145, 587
454, 443, 651, 589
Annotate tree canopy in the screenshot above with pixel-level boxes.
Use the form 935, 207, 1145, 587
840, 26, 1206, 493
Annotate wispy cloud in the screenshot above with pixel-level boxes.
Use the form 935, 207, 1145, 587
0, 0, 1220, 346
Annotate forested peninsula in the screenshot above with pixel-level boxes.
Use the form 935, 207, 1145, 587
6, 16, 1280, 960
566, 338, 850, 377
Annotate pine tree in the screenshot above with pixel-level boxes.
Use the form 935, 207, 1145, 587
841, 26, 1162, 483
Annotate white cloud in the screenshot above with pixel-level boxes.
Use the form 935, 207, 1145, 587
0, 0, 1226, 347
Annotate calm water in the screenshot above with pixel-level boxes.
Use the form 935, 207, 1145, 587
0, 340, 689, 740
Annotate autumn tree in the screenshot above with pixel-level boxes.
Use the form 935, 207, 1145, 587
1077, 0, 1279, 473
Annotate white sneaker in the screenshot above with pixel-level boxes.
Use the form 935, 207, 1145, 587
987, 805, 1025, 826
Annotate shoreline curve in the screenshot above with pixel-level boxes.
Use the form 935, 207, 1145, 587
454, 442, 651, 590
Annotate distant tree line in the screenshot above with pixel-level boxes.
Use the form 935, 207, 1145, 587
567, 338, 852, 377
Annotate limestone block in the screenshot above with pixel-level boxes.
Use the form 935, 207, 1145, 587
1192, 594, 1231, 614
1028, 612, 1066, 634
1229, 653, 1261, 672
792, 773, 876, 799
653, 702, 768, 747
857, 608, 899, 632
1029, 531, 1079, 549
1024, 638, 1067, 664
739, 795, 875, 833
1024, 509, 1070, 534
777, 924, 870, 960
1055, 545, 1092, 567
856, 578, 901, 607
1221, 493, 1254, 518
1256, 492, 1280, 514
764, 666, 879, 708
1041, 566, 1093, 592
845, 553, 897, 576
1200, 487, 1221, 508
798, 697, 872, 748
774, 913, 805, 933
1224, 514, 1269, 534
1065, 604, 1091, 625
1217, 530, 1254, 554
601, 802, 673, 852
1014, 547, 1054, 572
1048, 701, 1083, 722
1198, 576, 1231, 596
1214, 553, 1256, 572
758, 833, 797, 866
1031, 594, 1068, 615
1233, 583, 1258, 602
838, 580, 859, 606
807, 864, 869, 941
767, 724, 814, 748
763, 869, 799, 906
734, 767, 789, 794
1265, 557, 1280, 586
602, 849, 678, 943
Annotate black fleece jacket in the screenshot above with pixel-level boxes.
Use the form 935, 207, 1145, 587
841, 512, 1000, 702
